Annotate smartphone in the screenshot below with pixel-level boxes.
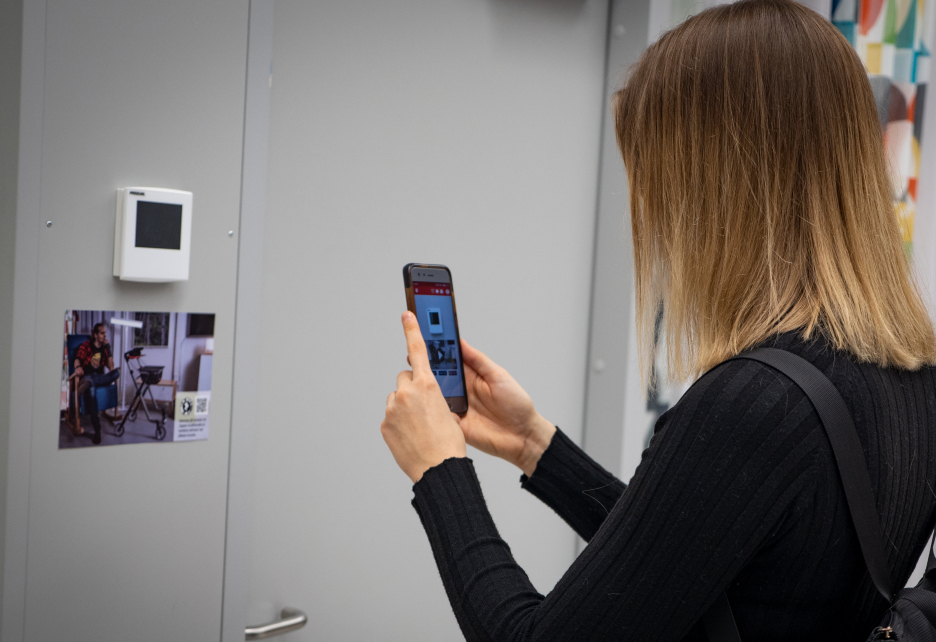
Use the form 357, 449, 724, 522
403, 263, 468, 415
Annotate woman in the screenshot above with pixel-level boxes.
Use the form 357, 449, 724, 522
381, 1, 936, 639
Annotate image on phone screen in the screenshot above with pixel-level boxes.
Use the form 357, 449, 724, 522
412, 280, 465, 399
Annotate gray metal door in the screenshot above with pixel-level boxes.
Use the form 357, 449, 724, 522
4, 1, 250, 640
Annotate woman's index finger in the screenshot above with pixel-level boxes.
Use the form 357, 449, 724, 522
401, 312, 432, 377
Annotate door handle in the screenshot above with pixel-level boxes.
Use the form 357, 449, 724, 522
245, 607, 308, 640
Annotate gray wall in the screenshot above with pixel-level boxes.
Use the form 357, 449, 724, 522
246, 0, 611, 639
0, 1, 24, 630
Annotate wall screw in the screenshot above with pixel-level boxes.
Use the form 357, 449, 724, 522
46, 221, 52, 228
614, 24, 625, 37
228, 230, 234, 237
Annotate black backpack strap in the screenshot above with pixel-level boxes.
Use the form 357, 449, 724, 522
734, 348, 893, 602
704, 347, 896, 642
701, 592, 742, 642
899, 586, 936, 628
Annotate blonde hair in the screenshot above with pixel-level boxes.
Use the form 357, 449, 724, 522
614, 0, 936, 385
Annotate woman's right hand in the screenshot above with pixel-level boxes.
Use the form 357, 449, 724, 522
456, 340, 556, 476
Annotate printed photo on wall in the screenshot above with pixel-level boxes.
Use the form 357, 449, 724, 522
59, 310, 215, 449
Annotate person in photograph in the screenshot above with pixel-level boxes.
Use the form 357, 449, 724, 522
427, 341, 444, 368
72, 323, 120, 444
382, 1, 936, 639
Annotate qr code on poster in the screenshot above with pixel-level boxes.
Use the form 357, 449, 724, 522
196, 396, 209, 414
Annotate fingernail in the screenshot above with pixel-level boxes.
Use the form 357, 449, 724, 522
402, 311, 413, 321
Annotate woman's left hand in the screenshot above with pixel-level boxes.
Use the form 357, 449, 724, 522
382, 311, 467, 483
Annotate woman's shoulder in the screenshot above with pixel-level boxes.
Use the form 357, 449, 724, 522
666, 330, 936, 457
675, 349, 816, 428
657, 333, 835, 458
743, 331, 936, 416
679, 332, 827, 408
682, 330, 924, 408
635, 339, 831, 528
696, 331, 846, 384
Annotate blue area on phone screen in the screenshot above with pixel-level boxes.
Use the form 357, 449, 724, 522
413, 285, 465, 398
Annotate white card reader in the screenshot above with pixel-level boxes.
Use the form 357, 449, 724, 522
113, 187, 193, 282
427, 308, 444, 334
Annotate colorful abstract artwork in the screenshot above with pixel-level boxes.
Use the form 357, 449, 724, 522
833, 0, 936, 252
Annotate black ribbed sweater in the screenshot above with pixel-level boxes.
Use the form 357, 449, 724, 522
411, 334, 936, 641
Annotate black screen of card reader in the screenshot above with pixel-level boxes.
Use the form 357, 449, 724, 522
135, 201, 183, 250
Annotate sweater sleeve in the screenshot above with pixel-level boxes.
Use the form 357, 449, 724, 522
518, 427, 627, 541
411, 358, 826, 641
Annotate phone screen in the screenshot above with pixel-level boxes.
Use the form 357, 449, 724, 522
411, 278, 465, 399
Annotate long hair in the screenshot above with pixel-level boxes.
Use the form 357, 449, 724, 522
614, 0, 936, 385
